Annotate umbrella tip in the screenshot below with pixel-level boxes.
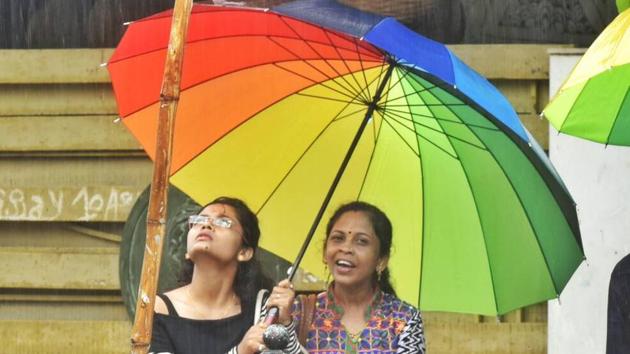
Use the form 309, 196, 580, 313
538, 111, 544, 119
113, 117, 122, 124
123, 21, 133, 26
99, 62, 108, 68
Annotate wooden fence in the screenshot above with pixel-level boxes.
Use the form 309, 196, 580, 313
0, 45, 560, 353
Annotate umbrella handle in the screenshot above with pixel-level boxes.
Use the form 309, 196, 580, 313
264, 306, 279, 325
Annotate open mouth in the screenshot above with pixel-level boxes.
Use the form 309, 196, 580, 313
335, 259, 356, 269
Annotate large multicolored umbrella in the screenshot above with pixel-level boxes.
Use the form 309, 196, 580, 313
108, 0, 583, 315
543, 8, 630, 145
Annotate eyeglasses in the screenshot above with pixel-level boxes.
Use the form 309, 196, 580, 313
188, 215, 234, 230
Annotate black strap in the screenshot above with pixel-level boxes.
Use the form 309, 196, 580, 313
157, 293, 179, 317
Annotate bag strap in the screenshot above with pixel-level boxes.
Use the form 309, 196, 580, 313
297, 294, 317, 346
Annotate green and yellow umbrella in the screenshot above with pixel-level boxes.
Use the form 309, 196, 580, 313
543, 8, 630, 145
108, 1, 583, 315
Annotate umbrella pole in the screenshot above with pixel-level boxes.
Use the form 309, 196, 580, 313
129, 0, 193, 353
288, 63, 396, 282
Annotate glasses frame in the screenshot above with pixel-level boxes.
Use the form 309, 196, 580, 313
187, 214, 250, 247
188, 214, 234, 230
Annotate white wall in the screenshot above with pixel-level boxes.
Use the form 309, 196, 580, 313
547, 50, 630, 354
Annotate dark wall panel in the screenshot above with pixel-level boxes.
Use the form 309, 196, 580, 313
0, 0, 618, 48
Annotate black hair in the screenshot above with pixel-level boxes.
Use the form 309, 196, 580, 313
325, 201, 396, 295
179, 196, 273, 306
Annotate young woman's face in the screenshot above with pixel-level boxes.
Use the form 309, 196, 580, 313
186, 203, 251, 264
324, 211, 386, 290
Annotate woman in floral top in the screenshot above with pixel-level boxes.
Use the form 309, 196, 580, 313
291, 201, 426, 354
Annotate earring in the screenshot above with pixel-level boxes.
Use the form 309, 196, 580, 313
376, 268, 383, 282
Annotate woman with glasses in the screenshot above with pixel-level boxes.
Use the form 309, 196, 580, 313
150, 196, 299, 354
291, 201, 426, 354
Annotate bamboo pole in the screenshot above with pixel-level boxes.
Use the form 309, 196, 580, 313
130, 0, 193, 353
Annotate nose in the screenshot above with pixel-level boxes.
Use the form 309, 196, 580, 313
340, 240, 354, 253
200, 222, 214, 230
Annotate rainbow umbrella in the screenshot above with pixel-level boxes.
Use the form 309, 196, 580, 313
543, 8, 630, 145
108, 0, 583, 315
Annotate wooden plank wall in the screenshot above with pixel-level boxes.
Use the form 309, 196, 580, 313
0, 46, 557, 353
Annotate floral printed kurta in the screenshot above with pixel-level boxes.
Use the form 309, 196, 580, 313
292, 287, 426, 354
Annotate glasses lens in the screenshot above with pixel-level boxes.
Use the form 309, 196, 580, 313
188, 215, 208, 229
212, 217, 233, 229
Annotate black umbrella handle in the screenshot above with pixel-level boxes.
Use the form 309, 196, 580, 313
287, 62, 396, 282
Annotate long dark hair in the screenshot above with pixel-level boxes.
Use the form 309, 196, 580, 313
179, 196, 273, 306
325, 201, 396, 295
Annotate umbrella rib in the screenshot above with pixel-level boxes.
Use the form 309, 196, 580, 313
379, 84, 436, 104
393, 72, 426, 307
331, 106, 371, 123
124, 8, 386, 60
557, 76, 591, 134
273, 62, 368, 103
382, 108, 489, 152
111, 25, 383, 63
378, 66, 434, 105
326, 65, 396, 113
385, 103, 468, 108
442, 91, 563, 302
604, 87, 630, 145
383, 107, 500, 131
296, 92, 368, 105
118, 54, 369, 119
376, 64, 415, 104
275, 16, 369, 101
381, 118, 424, 160
355, 110, 387, 200
323, 30, 373, 103
293, 63, 388, 106
405, 77, 468, 162
379, 109, 457, 159
487, 153, 562, 299
254, 93, 366, 215
355, 40, 374, 101
170, 67, 378, 177
267, 36, 362, 100
424, 92, 501, 314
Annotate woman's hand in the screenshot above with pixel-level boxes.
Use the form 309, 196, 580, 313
237, 322, 267, 354
266, 279, 295, 326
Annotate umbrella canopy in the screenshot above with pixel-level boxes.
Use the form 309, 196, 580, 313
543, 8, 630, 145
108, 0, 583, 315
